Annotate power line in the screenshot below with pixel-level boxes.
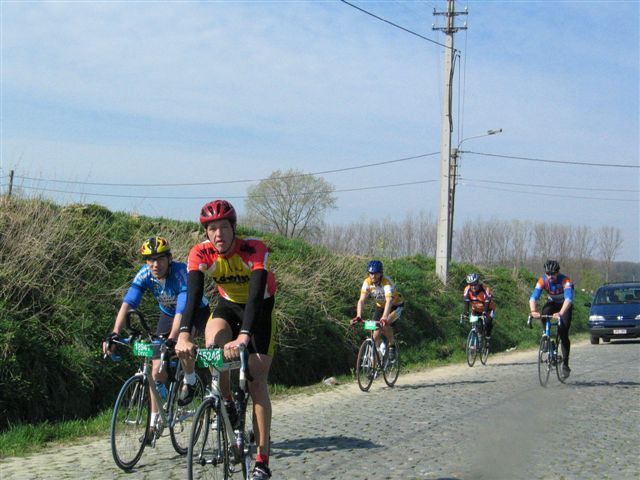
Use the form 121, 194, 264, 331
460, 177, 640, 193
464, 184, 637, 203
15, 179, 438, 200
14, 152, 439, 187
339, 0, 451, 50
464, 151, 639, 168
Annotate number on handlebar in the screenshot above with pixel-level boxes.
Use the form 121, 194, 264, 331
195, 348, 224, 368
469, 314, 481, 323
363, 320, 378, 331
132, 341, 158, 358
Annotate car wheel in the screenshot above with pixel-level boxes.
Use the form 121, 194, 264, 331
590, 335, 599, 345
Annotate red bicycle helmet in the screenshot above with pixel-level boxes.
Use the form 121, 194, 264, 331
199, 200, 237, 227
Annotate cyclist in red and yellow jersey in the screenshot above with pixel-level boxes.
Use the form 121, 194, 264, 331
176, 200, 275, 480
463, 273, 496, 344
351, 260, 404, 361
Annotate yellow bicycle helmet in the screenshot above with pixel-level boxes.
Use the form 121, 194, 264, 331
139, 236, 171, 257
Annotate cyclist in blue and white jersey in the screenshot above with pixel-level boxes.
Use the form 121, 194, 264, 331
102, 237, 209, 441
528, 259, 574, 378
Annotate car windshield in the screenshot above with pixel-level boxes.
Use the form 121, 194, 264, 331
594, 287, 640, 305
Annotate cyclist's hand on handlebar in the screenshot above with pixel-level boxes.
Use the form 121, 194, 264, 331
224, 334, 249, 360
350, 316, 362, 326
379, 318, 389, 328
102, 332, 118, 356
164, 338, 177, 352
530, 311, 541, 319
175, 332, 198, 360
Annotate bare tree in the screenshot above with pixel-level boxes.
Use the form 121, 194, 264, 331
455, 220, 477, 263
245, 169, 336, 239
492, 220, 512, 265
509, 219, 530, 268
533, 223, 553, 261
598, 226, 623, 281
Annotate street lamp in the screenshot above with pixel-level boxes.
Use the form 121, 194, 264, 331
447, 128, 503, 263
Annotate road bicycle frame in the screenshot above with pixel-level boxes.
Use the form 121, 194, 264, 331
187, 345, 253, 479
355, 319, 399, 391
534, 314, 565, 386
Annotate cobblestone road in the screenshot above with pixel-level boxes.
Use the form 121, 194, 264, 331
2, 339, 639, 479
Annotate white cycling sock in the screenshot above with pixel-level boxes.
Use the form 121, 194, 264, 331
150, 412, 159, 426
184, 371, 197, 385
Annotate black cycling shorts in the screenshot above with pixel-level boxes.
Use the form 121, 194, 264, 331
212, 296, 276, 356
157, 305, 210, 337
372, 303, 404, 323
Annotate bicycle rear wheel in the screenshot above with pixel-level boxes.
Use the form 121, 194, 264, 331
466, 330, 478, 367
382, 343, 400, 387
169, 369, 207, 455
110, 375, 149, 471
480, 335, 490, 365
187, 397, 229, 480
356, 338, 376, 392
538, 336, 551, 387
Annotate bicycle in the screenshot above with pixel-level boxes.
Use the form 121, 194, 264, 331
354, 319, 400, 392
461, 313, 490, 367
529, 314, 566, 387
187, 344, 255, 480
108, 309, 206, 471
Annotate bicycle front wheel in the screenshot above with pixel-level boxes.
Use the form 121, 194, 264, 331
382, 344, 400, 387
169, 370, 207, 455
356, 338, 376, 392
555, 335, 566, 384
480, 335, 490, 365
538, 336, 551, 387
466, 330, 478, 367
110, 375, 150, 471
187, 398, 229, 480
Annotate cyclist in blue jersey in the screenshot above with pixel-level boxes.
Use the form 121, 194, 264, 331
528, 259, 573, 378
102, 237, 210, 442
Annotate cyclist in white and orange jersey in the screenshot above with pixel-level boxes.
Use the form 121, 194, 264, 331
351, 260, 404, 362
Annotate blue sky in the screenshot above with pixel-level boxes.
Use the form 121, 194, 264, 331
1, 0, 638, 261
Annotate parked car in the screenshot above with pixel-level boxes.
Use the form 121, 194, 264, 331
586, 282, 640, 344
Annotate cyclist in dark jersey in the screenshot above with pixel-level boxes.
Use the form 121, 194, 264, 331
529, 259, 574, 378
103, 237, 209, 441
176, 200, 276, 480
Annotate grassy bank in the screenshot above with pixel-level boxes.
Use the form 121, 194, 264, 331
0, 197, 591, 456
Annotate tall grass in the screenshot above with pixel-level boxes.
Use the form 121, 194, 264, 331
0, 197, 590, 439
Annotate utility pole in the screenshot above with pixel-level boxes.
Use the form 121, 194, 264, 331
433, 0, 466, 285
448, 148, 459, 262
8, 170, 14, 197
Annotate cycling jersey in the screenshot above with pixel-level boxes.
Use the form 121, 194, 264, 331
530, 274, 574, 304
360, 275, 404, 309
187, 236, 276, 304
463, 284, 495, 314
123, 261, 209, 317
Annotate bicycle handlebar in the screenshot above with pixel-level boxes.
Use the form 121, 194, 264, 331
125, 309, 152, 337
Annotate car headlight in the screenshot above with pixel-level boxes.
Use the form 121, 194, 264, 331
635, 314, 640, 320
589, 315, 605, 321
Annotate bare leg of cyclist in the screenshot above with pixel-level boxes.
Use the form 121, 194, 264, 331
248, 352, 272, 460
205, 317, 233, 398
150, 359, 167, 413
373, 325, 395, 346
